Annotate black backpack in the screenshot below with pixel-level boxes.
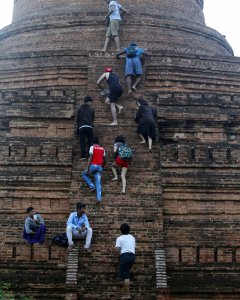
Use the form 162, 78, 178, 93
52, 233, 68, 247
126, 45, 137, 58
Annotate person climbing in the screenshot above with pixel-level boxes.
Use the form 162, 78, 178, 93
82, 136, 107, 204
76, 96, 95, 160
97, 67, 124, 126
102, 0, 128, 52
111, 135, 132, 194
66, 202, 93, 252
115, 223, 136, 300
23, 207, 46, 244
116, 43, 149, 96
135, 98, 157, 152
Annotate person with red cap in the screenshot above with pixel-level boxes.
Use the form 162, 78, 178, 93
97, 67, 124, 126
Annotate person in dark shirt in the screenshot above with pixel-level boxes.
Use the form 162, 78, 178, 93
97, 67, 124, 126
135, 98, 157, 152
76, 96, 95, 159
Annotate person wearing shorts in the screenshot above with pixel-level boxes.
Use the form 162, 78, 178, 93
102, 0, 127, 52
97, 67, 124, 126
115, 223, 136, 299
116, 43, 149, 95
111, 135, 130, 194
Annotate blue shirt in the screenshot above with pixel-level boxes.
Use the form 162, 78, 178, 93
66, 212, 90, 230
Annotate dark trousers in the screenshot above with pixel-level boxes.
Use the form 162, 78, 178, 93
79, 127, 93, 158
119, 253, 135, 280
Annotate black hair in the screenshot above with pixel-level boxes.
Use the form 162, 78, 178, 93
27, 207, 34, 213
136, 98, 148, 106
93, 136, 100, 144
120, 223, 130, 235
115, 135, 125, 144
84, 96, 93, 103
76, 202, 86, 210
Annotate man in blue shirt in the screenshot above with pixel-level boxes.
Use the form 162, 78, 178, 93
66, 202, 93, 252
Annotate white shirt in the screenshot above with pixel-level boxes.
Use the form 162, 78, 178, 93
109, 1, 122, 21
116, 234, 135, 255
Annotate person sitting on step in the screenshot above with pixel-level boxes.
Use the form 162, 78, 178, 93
116, 43, 149, 96
97, 67, 124, 126
82, 136, 107, 204
111, 135, 132, 194
76, 96, 95, 160
66, 202, 93, 253
23, 207, 46, 245
135, 98, 157, 152
116, 223, 136, 300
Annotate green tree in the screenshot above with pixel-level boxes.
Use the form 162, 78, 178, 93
0, 283, 32, 300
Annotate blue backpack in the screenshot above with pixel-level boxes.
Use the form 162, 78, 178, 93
126, 46, 137, 58
118, 144, 133, 161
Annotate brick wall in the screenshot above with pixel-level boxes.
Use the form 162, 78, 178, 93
0, 0, 231, 56
144, 54, 240, 299
0, 0, 240, 299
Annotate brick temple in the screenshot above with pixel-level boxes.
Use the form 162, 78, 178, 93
1, 0, 240, 299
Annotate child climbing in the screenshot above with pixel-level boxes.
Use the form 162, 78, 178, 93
111, 135, 132, 194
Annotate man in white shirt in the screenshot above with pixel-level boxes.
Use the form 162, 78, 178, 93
115, 223, 136, 299
102, 0, 128, 52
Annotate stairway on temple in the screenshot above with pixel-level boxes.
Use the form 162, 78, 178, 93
2, 47, 240, 299
65, 53, 165, 299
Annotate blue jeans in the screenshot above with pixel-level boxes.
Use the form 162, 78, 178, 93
82, 164, 103, 201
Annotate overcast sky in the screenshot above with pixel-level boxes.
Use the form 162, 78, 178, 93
0, 0, 240, 56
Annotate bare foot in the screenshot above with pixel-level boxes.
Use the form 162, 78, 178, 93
127, 90, 132, 97
132, 86, 137, 91
110, 122, 118, 126
101, 49, 107, 52
111, 177, 118, 181
140, 141, 146, 144
118, 106, 124, 115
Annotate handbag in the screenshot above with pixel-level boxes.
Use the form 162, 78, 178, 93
52, 233, 68, 247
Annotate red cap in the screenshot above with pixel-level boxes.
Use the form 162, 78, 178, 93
104, 67, 113, 73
